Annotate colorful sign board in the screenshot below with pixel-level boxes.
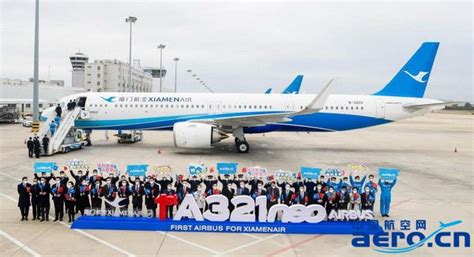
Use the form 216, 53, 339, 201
97, 163, 119, 173
33, 162, 57, 173
187, 164, 207, 175
378, 168, 400, 180
245, 167, 267, 178
67, 159, 89, 170
127, 164, 148, 177
300, 167, 321, 179
216, 162, 238, 175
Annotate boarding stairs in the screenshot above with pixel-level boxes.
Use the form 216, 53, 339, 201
37, 107, 82, 155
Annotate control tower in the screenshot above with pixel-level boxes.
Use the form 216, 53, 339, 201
70, 52, 89, 88
143, 67, 168, 92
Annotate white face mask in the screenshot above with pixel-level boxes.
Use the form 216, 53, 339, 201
95, 183, 100, 187
107, 181, 111, 184
285, 186, 290, 190
23, 180, 27, 184
258, 185, 263, 189
121, 182, 127, 186
67, 185, 72, 188
352, 190, 357, 194
365, 188, 370, 192
317, 186, 322, 189
150, 181, 154, 184
82, 182, 87, 186
56, 180, 60, 184
329, 189, 334, 193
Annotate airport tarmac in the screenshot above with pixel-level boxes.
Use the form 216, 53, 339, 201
0, 112, 472, 257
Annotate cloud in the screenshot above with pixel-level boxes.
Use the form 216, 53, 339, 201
1, 1, 472, 101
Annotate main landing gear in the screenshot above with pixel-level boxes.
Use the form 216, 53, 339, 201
233, 127, 249, 153
235, 138, 249, 153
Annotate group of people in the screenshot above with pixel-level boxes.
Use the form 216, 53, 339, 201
25, 100, 79, 158
18, 169, 397, 223
26, 135, 49, 158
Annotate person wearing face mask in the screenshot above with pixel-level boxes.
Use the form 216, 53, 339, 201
34, 172, 54, 184
50, 177, 65, 221
379, 178, 397, 217
248, 176, 263, 195
252, 182, 266, 218
218, 174, 234, 189
267, 181, 280, 210
131, 178, 144, 216
349, 188, 361, 211
26, 137, 34, 158
341, 177, 352, 191
293, 186, 309, 206
158, 175, 174, 194
90, 180, 102, 213
89, 169, 102, 185
317, 175, 327, 191
222, 183, 235, 212
280, 184, 294, 206
304, 178, 317, 197
361, 186, 375, 211
76, 179, 90, 215
37, 177, 51, 221
144, 178, 160, 218
177, 182, 191, 206
117, 180, 131, 215
17, 177, 32, 221
70, 169, 89, 187
193, 185, 207, 213
203, 175, 218, 196
364, 175, 378, 196
312, 184, 326, 206
30, 178, 40, 220
65, 181, 77, 222
184, 175, 202, 193
233, 174, 248, 189
102, 178, 117, 214
174, 175, 185, 197
337, 186, 350, 210
235, 181, 250, 196
325, 187, 338, 215
56, 171, 69, 185
292, 177, 304, 193
163, 184, 177, 218
350, 174, 367, 194
327, 177, 342, 193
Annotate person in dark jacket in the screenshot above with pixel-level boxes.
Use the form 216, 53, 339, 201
117, 179, 131, 215
131, 177, 144, 216
17, 177, 32, 221
184, 175, 202, 193
55, 104, 62, 117
222, 183, 235, 212
50, 177, 65, 221
76, 179, 90, 215
70, 169, 89, 187
64, 181, 77, 222
30, 177, 40, 220
33, 136, 41, 158
280, 184, 294, 206
37, 177, 51, 221
267, 182, 280, 210
42, 135, 49, 154
337, 186, 350, 210
89, 180, 102, 212
102, 177, 117, 215
162, 184, 177, 218
144, 178, 160, 217
27, 137, 34, 158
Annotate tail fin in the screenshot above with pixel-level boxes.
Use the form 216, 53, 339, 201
264, 88, 272, 94
373, 42, 439, 98
282, 75, 304, 94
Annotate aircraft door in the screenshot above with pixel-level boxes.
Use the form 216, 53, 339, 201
375, 99, 385, 119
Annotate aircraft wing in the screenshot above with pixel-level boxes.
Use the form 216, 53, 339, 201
191, 79, 335, 127
402, 101, 465, 110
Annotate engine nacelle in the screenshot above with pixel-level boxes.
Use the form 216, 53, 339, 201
173, 122, 228, 148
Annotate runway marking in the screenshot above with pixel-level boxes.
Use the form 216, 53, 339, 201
0, 190, 136, 257
0, 229, 41, 257
157, 231, 220, 255
214, 234, 280, 256
0, 171, 22, 181
264, 198, 413, 257
242, 233, 263, 240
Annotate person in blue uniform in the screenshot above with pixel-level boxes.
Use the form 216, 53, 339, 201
350, 175, 367, 193
17, 177, 32, 221
379, 178, 397, 217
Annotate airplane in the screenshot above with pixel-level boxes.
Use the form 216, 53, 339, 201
265, 75, 304, 94
43, 42, 461, 153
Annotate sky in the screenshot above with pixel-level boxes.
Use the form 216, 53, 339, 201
1, 0, 472, 101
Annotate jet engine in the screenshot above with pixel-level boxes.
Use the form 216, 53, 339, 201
173, 122, 228, 148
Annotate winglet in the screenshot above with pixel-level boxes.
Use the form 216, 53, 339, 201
264, 88, 272, 94
295, 78, 335, 115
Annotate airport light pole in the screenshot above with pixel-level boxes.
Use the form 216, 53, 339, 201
125, 16, 137, 92
173, 57, 179, 92
32, 0, 40, 129
157, 44, 166, 92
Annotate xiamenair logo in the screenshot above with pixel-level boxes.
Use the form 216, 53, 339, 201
403, 70, 429, 83
352, 219, 471, 254
101, 96, 117, 103
103, 196, 127, 208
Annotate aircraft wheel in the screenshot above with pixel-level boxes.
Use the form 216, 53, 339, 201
236, 140, 249, 153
